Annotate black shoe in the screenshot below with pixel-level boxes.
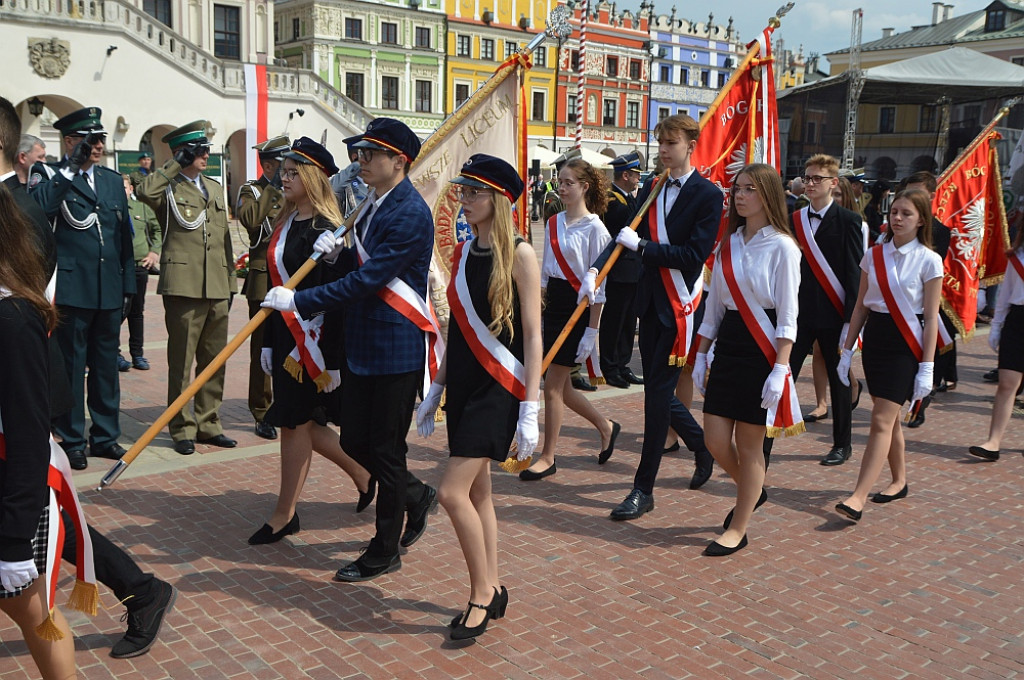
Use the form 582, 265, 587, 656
571, 376, 597, 391
803, 409, 829, 423
983, 368, 999, 383
703, 534, 748, 556
598, 421, 621, 464
724, 488, 769, 530
604, 373, 630, 389
451, 586, 508, 629
450, 600, 494, 640
254, 420, 278, 440
871, 484, 908, 504
689, 450, 714, 490
247, 514, 299, 545
609, 489, 654, 521
356, 477, 376, 513
907, 396, 930, 429
935, 379, 954, 393
92, 443, 127, 460
173, 439, 195, 455
663, 442, 680, 454
400, 485, 438, 548
109, 580, 176, 659
117, 355, 132, 372
820, 446, 851, 466
623, 369, 644, 385
835, 502, 862, 522
851, 379, 863, 411
333, 553, 401, 583
519, 462, 557, 481
968, 445, 1000, 461
196, 434, 237, 448
132, 356, 150, 370
65, 448, 88, 470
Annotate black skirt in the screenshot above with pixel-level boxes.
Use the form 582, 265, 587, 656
999, 305, 1024, 373
543, 278, 589, 368
0, 507, 48, 599
704, 309, 775, 426
862, 311, 919, 404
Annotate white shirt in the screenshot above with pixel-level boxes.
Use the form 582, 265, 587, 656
355, 186, 395, 240
805, 199, 833, 236
662, 168, 696, 215
541, 212, 612, 303
860, 238, 944, 314
994, 247, 1024, 326
698, 226, 802, 342
0, 170, 16, 182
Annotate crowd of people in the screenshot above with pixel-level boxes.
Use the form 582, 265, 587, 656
0, 95, 1020, 676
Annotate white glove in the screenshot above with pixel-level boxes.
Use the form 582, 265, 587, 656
0, 559, 38, 593
514, 401, 540, 461
839, 323, 850, 352
837, 348, 854, 387
577, 268, 598, 305
760, 363, 789, 410
692, 351, 709, 396
260, 348, 273, 376
312, 230, 344, 260
615, 227, 641, 252
323, 369, 341, 393
415, 381, 445, 438
913, 362, 934, 402
261, 286, 296, 312
575, 327, 600, 364
988, 323, 1002, 353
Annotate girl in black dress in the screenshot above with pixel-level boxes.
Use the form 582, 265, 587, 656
416, 155, 542, 640
0, 184, 76, 678
248, 139, 372, 545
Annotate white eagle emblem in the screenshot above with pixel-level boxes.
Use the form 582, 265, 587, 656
725, 138, 765, 183
953, 197, 985, 270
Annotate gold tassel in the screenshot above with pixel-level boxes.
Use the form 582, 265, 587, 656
591, 377, 606, 386
765, 421, 807, 439
312, 371, 332, 393
283, 356, 303, 383
435, 388, 446, 422
500, 455, 532, 474
937, 342, 955, 356
66, 580, 99, 616
668, 354, 677, 366
35, 611, 64, 641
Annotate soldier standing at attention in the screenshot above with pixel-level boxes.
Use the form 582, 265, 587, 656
136, 120, 237, 455
236, 135, 289, 441
28, 107, 136, 470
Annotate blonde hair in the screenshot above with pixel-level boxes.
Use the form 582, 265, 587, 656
485, 193, 518, 339
727, 163, 795, 240
805, 154, 839, 175
278, 163, 345, 228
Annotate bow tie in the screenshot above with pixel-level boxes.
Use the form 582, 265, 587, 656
808, 211, 824, 221
667, 178, 682, 189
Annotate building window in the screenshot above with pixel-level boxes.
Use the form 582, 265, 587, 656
346, 72, 364, 106
143, 0, 171, 27
381, 76, 399, 110
481, 38, 495, 60
660, 64, 671, 82
658, 106, 670, 121
291, 17, 299, 41
985, 9, 1006, 32
805, 120, 817, 144
534, 47, 547, 68
879, 106, 896, 133
718, 72, 727, 87
571, 50, 580, 71
606, 56, 619, 77
532, 91, 546, 121
455, 83, 471, 107
679, 67, 689, 85
415, 26, 430, 48
626, 101, 640, 129
700, 69, 710, 87
456, 35, 471, 57
919, 105, 938, 133
567, 94, 578, 122
1012, 56, 1024, 66
506, 42, 519, 59
345, 18, 362, 40
603, 99, 617, 126
381, 22, 398, 45
629, 59, 641, 80
274, 21, 279, 43
214, 5, 241, 59
415, 80, 432, 112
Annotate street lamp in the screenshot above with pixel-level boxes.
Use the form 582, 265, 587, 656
643, 37, 659, 167
27, 96, 45, 116
552, 36, 565, 153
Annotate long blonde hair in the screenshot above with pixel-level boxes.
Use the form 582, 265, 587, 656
278, 163, 345, 228
485, 193, 518, 339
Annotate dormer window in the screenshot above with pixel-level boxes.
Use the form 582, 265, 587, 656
986, 8, 1006, 31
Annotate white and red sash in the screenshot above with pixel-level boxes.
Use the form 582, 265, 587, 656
354, 233, 443, 393
447, 242, 526, 400
547, 213, 603, 383
267, 213, 332, 391
1008, 250, 1024, 283
792, 208, 845, 318
720, 233, 804, 438
648, 179, 703, 366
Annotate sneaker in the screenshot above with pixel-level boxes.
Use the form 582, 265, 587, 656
117, 355, 132, 372
109, 580, 176, 659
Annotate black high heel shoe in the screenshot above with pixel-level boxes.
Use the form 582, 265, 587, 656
452, 586, 507, 628
450, 601, 493, 640
356, 477, 376, 513
247, 514, 299, 545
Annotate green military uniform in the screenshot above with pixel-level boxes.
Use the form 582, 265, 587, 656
123, 194, 162, 363
136, 121, 234, 446
236, 135, 288, 428
129, 151, 154, 191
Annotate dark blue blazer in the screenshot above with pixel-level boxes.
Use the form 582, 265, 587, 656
295, 176, 433, 376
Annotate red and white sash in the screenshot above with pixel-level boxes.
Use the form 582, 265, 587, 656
267, 213, 332, 391
870, 243, 950, 361
792, 208, 845, 318
720, 233, 804, 438
648, 179, 703, 366
354, 233, 443, 393
547, 213, 603, 383
447, 242, 526, 400
1008, 249, 1024, 283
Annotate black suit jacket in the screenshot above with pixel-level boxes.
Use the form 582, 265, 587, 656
931, 217, 951, 260
794, 202, 864, 328
601, 183, 641, 283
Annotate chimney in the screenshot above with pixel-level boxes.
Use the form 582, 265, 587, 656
881, 27, 894, 38
943, 4, 953, 21
932, 2, 943, 25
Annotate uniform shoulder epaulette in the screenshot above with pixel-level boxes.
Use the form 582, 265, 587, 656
607, 189, 627, 205
203, 175, 222, 186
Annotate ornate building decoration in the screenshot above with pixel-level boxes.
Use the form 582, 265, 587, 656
28, 37, 71, 79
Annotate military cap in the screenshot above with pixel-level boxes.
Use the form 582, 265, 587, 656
53, 107, 105, 136
162, 120, 211, 149
283, 136, 339, 176
450, 154, 524, 204
254, 135, 290, 160
609, 151, 642, 172
552, 147, 582, 170
343, 117, 422, 161
139, 151, 153, 159
838, 167, 865, 182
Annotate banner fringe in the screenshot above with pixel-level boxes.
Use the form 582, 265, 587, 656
66, 580, 99, 617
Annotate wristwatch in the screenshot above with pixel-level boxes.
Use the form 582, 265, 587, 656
637, 238, 650, 256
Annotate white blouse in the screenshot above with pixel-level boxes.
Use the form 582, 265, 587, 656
540, 212, 612, 304
697, 226, 802, 342
994, 248, 1024, 326
860, 238, 944, 314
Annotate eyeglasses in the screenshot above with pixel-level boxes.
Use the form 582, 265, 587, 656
456, 187, 492, 202
731, 184, 758, 196
281, 169, 300, 180
356, 148, 396, 163
801, 175, 836, 185
557, 179, 585, 188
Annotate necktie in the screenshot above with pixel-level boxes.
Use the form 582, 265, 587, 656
80, 171, 92, 190
808, 211, 824, 221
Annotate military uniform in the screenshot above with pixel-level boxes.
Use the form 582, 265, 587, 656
236, 135, 288, 432
136, 121, 234, 448
123, 193, 162, 365
129, 151, 153, 190
28, 107, 136, 459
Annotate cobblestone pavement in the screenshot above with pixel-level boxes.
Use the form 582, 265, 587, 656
1, 225, 1021, 678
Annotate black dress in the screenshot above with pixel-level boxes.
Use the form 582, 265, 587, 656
446, 239, 526, 461
263, 216, 344, 428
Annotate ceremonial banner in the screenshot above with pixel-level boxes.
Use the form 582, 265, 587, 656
933, 132, 1011, 337
243, 64, 269, 181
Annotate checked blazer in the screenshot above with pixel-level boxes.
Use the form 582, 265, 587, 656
295, 176, 433, 376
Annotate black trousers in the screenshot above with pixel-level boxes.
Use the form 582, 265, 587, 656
125, 266, 149, 358
633, 309, 708, 495
599, 280, 638, 377
247, 299, 273, 422
340, 367, 427, 563
60, 511, 155, 609
790, 324, 851, 448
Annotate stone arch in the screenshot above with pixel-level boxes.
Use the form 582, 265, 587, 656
15, 94, 85, 159
872, 156, 897, 181
141, 124, 178, 164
